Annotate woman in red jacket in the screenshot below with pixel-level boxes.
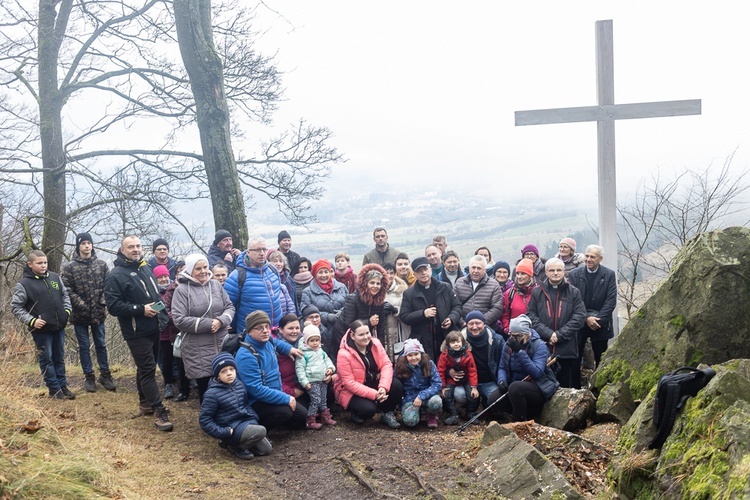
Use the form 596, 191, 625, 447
500, 259, 537, 337
334, 319, 402, 428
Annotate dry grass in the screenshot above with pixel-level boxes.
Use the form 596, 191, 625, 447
0, 325, 270, 499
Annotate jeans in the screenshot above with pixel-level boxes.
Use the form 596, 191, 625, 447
32, 329, 67, 393
74, 323, 110, 374
401, 394, 443, 427
125, 329, 162, 408
453, 381, 498, 409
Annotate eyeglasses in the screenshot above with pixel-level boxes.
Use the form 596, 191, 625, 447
248, 248, 267, 253
251, 324, 271, 332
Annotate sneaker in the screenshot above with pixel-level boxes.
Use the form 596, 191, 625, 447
306, 415, 323, 430
164, 383, 175, 399
97, 370, 117, 392
154, 407, 174, 432
380, 411, 401, 429
60, 386, 76, 400
228, 445, 254, 460
351, 413, 365, 425
319, 409, 337, 426
84, 373, 97, 393
426, 414, 439, 429
444, 413, 460, 426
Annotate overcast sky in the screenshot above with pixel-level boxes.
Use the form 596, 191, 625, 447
243, 2, 750, 205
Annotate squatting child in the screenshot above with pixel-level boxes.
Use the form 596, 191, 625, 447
395, 339, 443, 428
295, 325, 337, 429
11, 250, 74, 399
438, 331, 479, 425
199, 352, 272, 459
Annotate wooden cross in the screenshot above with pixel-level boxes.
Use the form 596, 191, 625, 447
515, 20, 701, 330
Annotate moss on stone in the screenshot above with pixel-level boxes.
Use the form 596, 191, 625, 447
688, 348, 705, 366
628, 363, 663, 401
668, 314, 685, 329
595, 358, 633, 392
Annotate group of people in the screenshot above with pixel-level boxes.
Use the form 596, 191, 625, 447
11, 226, 617, 460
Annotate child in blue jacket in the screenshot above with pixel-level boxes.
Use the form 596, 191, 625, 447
395, 339, 443, 428
199, 352, 272, 459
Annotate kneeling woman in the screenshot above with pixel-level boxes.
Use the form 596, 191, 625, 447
395, 339, 442, 428
334, 320, 403, 428
489, 314, 559, 422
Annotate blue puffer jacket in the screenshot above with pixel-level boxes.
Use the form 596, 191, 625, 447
300, 279, 349, 330
497, 330, 559, 400
224, 252, 284, 330
199, 378, 260, 445
235, 334, 292, 406
400, 360, 442, 404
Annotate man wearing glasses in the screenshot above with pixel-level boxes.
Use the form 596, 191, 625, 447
525, 258, 586, 389
224, 236, 287, 331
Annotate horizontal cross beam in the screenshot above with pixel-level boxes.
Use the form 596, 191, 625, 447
515, 99, 701, 126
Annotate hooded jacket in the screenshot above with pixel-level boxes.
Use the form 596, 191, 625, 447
437, 342, 478, 387
333, 334, 393, 410
300, 278, 349, 330
497, 330, 560, 400
199, 377, 260, 445
526, 279, 587, 359
500, 282, 538, 335
12, 267, 71, 333
104, 252, 167, 340
224, 252, 284, 330
235, 333, 292, 406
171, 273, 235, 380
295, 343, 335, 387
61, 249, 109, 325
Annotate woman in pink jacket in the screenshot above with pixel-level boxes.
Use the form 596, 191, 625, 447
334, 319, 402, 428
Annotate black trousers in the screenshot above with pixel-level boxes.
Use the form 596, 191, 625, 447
577, 331, 609, 368
346, 378, 403, 420
126, 329, 163, 408
252, 400, 308, 431
556, 358, 581, 389
490, 380, 546, 422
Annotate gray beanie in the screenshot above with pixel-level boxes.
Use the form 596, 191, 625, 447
509, 314, 532, 335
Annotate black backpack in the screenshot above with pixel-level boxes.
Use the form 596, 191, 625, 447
649, 366, 716, 449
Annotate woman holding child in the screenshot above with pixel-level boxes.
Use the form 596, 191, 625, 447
171, 253, 235, 403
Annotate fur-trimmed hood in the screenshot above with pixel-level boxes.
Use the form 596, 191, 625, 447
356, 263, 389, 306
388, 275, 408, 295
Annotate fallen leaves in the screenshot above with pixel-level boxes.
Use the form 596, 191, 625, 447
18, 420, 43, 433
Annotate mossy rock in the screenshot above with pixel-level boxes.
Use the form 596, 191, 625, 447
609, 359, 750, 499
593, 227, 750, 421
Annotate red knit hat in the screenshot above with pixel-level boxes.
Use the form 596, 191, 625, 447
515, 258, 534, 277
153, 265, 170, 279
311, 258, 332, 277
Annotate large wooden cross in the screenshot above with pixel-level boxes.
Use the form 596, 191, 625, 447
515, 20, 701, 329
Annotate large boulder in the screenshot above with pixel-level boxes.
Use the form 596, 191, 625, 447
538, 388, 596, 431
474, 432, 582, 499
595, 379, 637, 424
609, 359, 750, 499
592, 227, 750, 418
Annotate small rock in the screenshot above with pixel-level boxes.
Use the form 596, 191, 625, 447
538, 388, 596, 431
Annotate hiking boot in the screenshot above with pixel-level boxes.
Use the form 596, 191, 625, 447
468, 412, 481, 425
137, 403, 155, 417
228, 445, 254, 460
351, 413, 365, 425
84, 373, 97, 393
60, 386, 76, 400
380, 411, 401, 429
319, 409, 337, 426
175, 393, 189, 402
426, 414, 439, 429
164, 384, 175, 399
154, 407, 174, 432
444, 413, 460, 426
97, 370, 116, 392
306, 415, 323, 430
50, 389, 66, 400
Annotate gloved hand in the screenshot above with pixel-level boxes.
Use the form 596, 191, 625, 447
497, 381, 508, 396
507, 337, 523, 353
383, 302, 398, 316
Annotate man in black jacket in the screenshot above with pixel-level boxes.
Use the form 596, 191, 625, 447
526, 257, 587, 389
568, 245, 618, 369
399, 257, 462, 362
104, 235, 173, 431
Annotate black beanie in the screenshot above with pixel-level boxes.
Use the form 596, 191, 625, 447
152, 238, 169, 253
278, 230, 291, 244
214, 230, 232, 246
76, 232, 92, 251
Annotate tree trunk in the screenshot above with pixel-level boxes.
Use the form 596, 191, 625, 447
38, 0, 71, 271
173, 0, 248, 249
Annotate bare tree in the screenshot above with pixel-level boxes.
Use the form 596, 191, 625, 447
617, 153, 749, 318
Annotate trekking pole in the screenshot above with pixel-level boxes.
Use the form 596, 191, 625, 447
456, 374, 533, 436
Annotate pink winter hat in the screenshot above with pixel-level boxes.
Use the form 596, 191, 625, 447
153, 265, 170, 279
302, 324, 321, 345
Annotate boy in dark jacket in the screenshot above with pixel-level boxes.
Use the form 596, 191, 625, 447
11, 250, 74, 399
200, 353, 272, 460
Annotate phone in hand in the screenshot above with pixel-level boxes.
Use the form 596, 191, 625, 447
151, 300, 166, 312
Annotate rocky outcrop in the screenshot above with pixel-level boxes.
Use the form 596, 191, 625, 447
609, 359, 750, 499
592, 227, 750, 422
595, 380, 636, 424
538, 388, 596, 431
